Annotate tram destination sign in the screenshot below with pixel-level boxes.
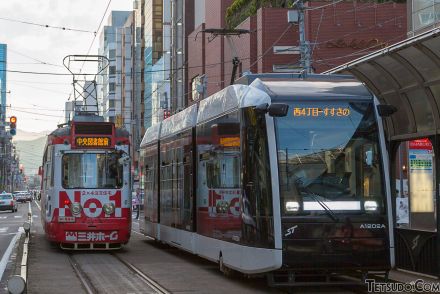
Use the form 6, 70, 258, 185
293, 107, 350, 117
74, 136, 112, 148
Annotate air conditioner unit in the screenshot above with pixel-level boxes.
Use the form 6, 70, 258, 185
287, 10, 299, 23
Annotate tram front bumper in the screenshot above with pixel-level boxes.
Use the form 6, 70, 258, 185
46, 219, 131, 244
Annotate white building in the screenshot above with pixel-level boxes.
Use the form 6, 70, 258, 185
98, 11, 131, 125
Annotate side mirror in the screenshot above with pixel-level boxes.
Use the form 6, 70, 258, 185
377, 104, 397, 117
255, 103, 289, 117
268, 103, 289, 117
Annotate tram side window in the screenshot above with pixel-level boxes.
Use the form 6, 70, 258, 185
45, 146, 54, 189
44, 146, 54, 188
241, 107, 274, 248
196, 110, 242, 241
206, 156, 240, 189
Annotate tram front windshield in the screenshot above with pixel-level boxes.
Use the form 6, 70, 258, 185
275, 100, 385, 216
62, 152, 123, 189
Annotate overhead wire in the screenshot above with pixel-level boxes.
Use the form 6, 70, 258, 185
7, 105, 65, 112
80, 0, 112, 73
9, 81, 71, 95
0, 16, 95, 34
8, 108, 64, 118
8, 48, 65, 68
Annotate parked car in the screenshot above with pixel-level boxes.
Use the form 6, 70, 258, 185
13, 191, 27, 203
24, 192, 32, 202
0, 192, 18, 212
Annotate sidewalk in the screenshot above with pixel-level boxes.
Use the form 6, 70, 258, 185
389, 269, 439, 284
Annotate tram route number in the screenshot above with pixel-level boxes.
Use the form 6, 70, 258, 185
65, 231, 118, 242
58, 216, 75, 223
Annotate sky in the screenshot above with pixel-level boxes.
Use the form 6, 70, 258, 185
0, 0, 132, 134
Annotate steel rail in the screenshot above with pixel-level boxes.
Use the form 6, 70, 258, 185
67, 254, 97, 294
112, 253, 171, 294
68, 252, 170, 294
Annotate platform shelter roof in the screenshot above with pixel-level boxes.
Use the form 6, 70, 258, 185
327, 28, 440, 141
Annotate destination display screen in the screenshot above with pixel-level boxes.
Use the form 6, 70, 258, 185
220, 137, 240, 147
75, 136, 111, 148
293, 107, 351, 117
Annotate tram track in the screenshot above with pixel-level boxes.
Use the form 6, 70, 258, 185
67, 252, 170, 294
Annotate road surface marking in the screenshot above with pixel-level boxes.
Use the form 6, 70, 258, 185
34, 201, 41, 211
0, 231, 21, 281
0, 216, 6, 219
131, 230, 143, 236
14, 216, 22, 219
0, 232, 18, 236
0, 227, 8, 233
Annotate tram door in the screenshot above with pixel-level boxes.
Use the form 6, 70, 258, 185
393, 138, 437, 276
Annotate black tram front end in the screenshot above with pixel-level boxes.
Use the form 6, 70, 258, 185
246, 76, 391, 286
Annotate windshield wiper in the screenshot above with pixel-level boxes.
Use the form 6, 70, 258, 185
305, 189, 339, 222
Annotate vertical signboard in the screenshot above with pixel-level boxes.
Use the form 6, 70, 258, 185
408, 139, 434, 213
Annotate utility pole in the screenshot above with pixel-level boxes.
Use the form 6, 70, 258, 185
289, 0, 312, 73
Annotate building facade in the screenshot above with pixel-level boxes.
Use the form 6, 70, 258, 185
98, 11, 131, 124
408, 0, 440, 35
187, 1, 407, 100
118, 13, 134, 132
0, 44, 6, 124
144, 0, 164, 129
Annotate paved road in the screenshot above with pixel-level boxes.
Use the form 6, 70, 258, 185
0, 201, 28, 253
0, 201, 31, 292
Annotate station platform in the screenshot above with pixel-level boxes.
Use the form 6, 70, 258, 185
389, 269, 438, 284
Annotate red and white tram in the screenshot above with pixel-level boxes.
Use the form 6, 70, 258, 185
40, 116, 132, 249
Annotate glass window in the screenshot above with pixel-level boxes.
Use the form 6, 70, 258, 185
275, 101, 385, 216
109, 83, 115, 93
109, 66, 116, 75
241, 107, 274, 248
413, 6, 435, 30
414, 0, 434, 12
0, 194, 12, 200
206, 155, 240, 188
62, 152, 123, 189
109, 49, 116, 59
196, 111, 242, 242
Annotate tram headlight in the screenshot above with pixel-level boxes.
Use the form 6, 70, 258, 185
70, 202, 82, 216
364, 200, 378, 211
103, 203, 115, 215
285, 201, 300, 212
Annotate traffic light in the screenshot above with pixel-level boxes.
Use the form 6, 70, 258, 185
9, 116, 17, 136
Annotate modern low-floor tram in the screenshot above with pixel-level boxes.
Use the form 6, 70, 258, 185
139, 74, 392, 286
